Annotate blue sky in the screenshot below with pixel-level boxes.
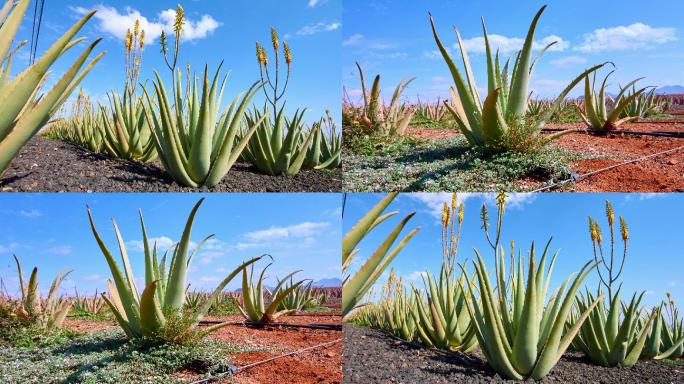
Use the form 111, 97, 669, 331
12, 0, 340, 123
344, 193, 684, 310
0, 193, 342, 297
343, 0, 684, 103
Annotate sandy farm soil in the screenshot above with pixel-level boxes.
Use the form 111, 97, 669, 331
0, 136, 342, 192
406, 120, 684, 192
64, 313, 342, 384
343, 324, 684, 384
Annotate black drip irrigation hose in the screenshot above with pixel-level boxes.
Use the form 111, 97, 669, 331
188, 338, 342, 384
531, 144, 684, 192
198, 320, 342, 331
541, 127, 684, 138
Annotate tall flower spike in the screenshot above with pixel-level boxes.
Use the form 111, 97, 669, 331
480, 204, 489, 230
496, 192, 507, 213
271, 27, 279, 51
174, 5, 185, 36
619, 216, 629, 241
588, 217, 597, 241
451, 193, 457, 210
458, 203, 464, 224
595, 221, 603, 245
441, 203, 449, 226
283, 41, 292, 65
140, 30, 145, 49
134, 19, 140, 37
160, 30, 168, 54
605, 200, 614, 226
125, 29, 132, 51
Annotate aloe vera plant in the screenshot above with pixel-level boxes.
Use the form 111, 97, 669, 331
347, 270, 418, 342
642, 299, 684, 360
430, 6, 605, 150
100, 90, 157, 163
144, 64, 266, 187
42, 88, 103, 153
412, 195, 477, 352
87, 198, 263, 341
236, 261, 305, 324
578, 70, 647, 131
356, 62, 415, 137
621, 86, 660, 119
276, 278, 319, 311
660, 294, 684, 359
461, 240, 600, 380
303, 111, 342, 170
412, 266, 477, 352
240, 106, 317, 176
342, 193, 420, 317
573, 288, 655, 367
11, 255, 73, 331
0, 0, 105, 175
72, 288, 105, 315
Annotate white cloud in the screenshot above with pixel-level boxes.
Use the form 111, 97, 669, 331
19, 209, 41, 218
245, 222, 330, 241
72, 5, 220, 43
48, 246, 73, 255
409, 192, 535, 219
295, 21, 340, 37
624, 193, 664, 201
125, 236, 175, 252
459, 34, 568, 54
668, 280, 678, 287
343, 33, 364, 47
308, 0, 328, 7
550, 55, 587, 66
575, 23, 676, 52
407, 271, 427, 282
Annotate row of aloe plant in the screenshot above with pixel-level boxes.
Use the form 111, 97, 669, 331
345, 193, 684, 380
19, 6, 340, 185
2, 197, 323, 344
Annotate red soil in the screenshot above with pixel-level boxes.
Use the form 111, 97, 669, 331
406, 122, 684, 191
207, 313, 342, 384
64, 312, 342, 384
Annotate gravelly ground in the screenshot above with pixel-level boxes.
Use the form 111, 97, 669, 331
0, 137, 342, 192
343, 324, 684, 383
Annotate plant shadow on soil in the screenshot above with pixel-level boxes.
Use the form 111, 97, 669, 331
1, 136, 342, 192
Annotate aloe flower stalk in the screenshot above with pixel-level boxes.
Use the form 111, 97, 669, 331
343, 193, 420, 317
144, 64, 266, 187
87, 198, 263, 341
0, 0, 105, 174
430, 5, 606, 150
11, 254, 73, 331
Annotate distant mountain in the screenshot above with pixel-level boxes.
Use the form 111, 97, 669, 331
313, 278, 342, 287
655, 85, 684, 95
